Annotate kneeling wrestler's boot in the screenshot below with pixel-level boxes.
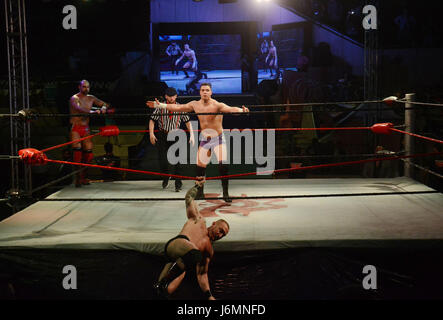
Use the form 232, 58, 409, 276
153, 278, 170, 300
153, 262, 184, 300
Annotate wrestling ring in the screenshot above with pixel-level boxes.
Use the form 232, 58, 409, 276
0, 95, 442, 300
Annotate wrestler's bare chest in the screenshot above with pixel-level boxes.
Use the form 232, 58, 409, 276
71, 95, 94, 113
193, 103, 223, 132
184, 51, 194, 59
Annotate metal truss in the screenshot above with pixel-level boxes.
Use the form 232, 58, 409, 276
4, 0, 32, 210
363, 0, 379, 151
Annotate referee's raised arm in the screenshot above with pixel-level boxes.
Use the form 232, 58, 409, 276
147, 86, 194, 192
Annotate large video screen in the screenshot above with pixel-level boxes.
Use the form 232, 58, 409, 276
159, 34, 241, 95
257, 26, 305, 82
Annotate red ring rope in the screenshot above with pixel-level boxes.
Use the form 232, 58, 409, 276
45, 152, 443, 181
390, 128, 443, 144
41, 133, 100, 153
45, 159, 195, 180
119, 127, 371, 134
23, 123, 443, 182
207, 152, 443, 180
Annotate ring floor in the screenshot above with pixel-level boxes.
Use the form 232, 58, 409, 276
0, 177, 442, 251
0, 177, 442, 299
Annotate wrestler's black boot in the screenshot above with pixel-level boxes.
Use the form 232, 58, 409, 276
153, 278, 169, 300
153, 263, 184, 300
219, 163, 232, 203
222, 179, 231, 203
195, 165, 206, 199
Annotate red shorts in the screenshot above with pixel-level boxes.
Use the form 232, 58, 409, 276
71, 124, 90, 138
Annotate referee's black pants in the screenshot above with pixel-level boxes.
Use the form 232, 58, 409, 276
156, 131, 182, 188
170, 55, 179, 75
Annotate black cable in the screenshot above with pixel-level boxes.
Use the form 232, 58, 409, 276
36, 190, 439, 202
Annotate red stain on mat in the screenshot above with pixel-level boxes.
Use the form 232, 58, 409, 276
199, 193, 287, 217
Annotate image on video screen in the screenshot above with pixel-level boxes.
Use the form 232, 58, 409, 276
159, 34, 242, 95
257, 27, 305, 82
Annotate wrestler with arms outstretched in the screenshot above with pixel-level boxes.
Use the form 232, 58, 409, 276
146, 82, 249, 202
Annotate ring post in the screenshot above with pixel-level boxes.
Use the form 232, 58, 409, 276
404, 93, 415, 178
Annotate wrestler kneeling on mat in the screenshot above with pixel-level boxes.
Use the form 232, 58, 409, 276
153, 179, 230, 300
147, 82, 249, 202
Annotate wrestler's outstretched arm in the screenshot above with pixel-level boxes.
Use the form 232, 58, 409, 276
185, 180, 204, 219
146, 98, 194, 113
218, 102, 249, 114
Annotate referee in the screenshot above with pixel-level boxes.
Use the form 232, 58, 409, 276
149, 87, 195, 192
166, 42, 183, 75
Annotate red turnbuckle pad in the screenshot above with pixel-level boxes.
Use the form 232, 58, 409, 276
99, 125, 120, 136
18, 148, 48, 165
371, 123, 394, 135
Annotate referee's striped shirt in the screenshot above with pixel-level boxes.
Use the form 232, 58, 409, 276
150, 107, 190, 132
